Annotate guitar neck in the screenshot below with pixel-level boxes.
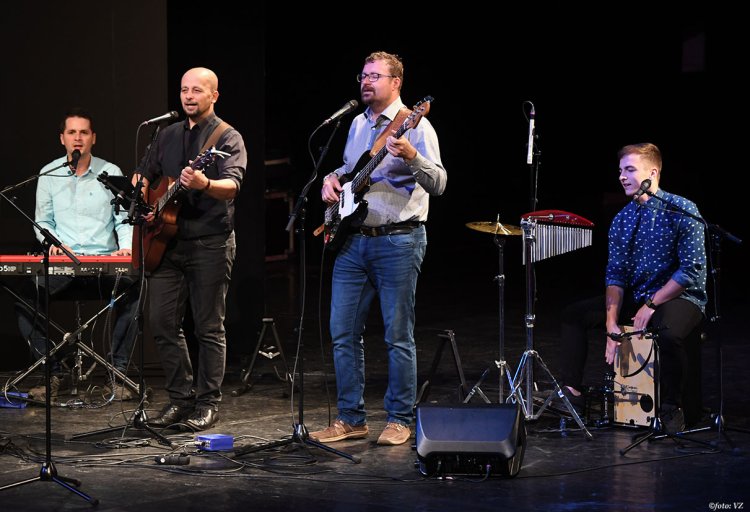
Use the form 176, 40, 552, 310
158, 181, 183, 211
350, 123, 409, 192
324, 96, 432, 222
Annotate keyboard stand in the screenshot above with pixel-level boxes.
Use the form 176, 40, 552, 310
2, 284, 141, 400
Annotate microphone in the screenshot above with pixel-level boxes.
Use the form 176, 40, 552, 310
322, 100, 358, 125
526, 104, 535, 165
141, 111, 179, 126
154, 454, 190, 465
633, 178, 652, 200
68, 149, 81, 172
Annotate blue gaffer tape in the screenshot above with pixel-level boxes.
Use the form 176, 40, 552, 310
0, 392, 29, 409
196, 434, 234, 451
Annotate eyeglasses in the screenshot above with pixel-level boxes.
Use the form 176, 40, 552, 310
356, 72, 397, 83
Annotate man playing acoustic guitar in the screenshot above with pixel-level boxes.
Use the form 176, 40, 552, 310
134, 67, 247, 431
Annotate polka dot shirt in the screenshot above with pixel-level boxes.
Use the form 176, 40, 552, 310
606, 189, 707, 311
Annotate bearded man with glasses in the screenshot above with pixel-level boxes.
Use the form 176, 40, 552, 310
311, 51, 447, 446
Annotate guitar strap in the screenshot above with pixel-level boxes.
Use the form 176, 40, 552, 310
369, 107, 411, 157
199, 121, 232, 154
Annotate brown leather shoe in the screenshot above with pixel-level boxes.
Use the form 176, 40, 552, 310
309, 419, 369, 443
376, 422, 411, 446
105, 381, 135, 401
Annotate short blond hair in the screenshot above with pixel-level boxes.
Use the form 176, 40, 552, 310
618, 143, 662, 175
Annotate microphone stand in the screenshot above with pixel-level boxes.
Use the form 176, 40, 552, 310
0, 187, 97, 504
642, 191, 744, 450
68, 124, 174, 449
525, 101, 540, 212
235, 118, 357, 463
0, 159, 76, 195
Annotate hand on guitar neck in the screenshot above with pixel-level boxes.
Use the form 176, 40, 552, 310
321, 173, 343, 204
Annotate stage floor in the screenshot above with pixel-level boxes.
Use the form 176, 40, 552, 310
1, 258, 748, 511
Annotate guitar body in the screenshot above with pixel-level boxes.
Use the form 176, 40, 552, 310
132, 147, 230, 271
321, 96, 433, 251
133, 177, 182, 271
323, 152, 372, 251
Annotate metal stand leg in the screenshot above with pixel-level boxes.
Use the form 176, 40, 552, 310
63, 301, 97, 397
415, 329, 469, 405
619, 332, 715, 454
3, 285, 141, 402
511, 219, 593, 439
232, 318, 291, 397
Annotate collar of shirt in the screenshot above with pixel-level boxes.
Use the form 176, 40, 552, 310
364, 97, 405, 125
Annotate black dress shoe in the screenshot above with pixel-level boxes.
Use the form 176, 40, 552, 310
148, 403, 194, 427
185, 408, 219, 431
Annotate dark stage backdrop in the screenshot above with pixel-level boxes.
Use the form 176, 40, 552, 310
263, 9, 745, 315
0, 5, 745, 370
0, 1, 169, 370
0, 1, 267, 370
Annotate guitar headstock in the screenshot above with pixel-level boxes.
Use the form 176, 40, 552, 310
404, 96, 433, 131
191, 146, 231, 171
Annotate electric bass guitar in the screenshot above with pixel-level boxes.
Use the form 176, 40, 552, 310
133, 146, 230, 271
318, 96, 432, 251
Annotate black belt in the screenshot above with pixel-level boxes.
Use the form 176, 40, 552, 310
355, 221, 423, 237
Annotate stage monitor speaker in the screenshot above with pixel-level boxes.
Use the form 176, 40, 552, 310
415, 403, 525, 477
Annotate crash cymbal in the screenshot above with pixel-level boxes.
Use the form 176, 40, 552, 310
466, 221, 523, 236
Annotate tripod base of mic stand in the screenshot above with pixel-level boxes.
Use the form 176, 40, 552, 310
649, 414, 743, 455
619, 416, 716, 455
68, 403, 175, 449
0, 461, 99, 505
233, 423, 361, 464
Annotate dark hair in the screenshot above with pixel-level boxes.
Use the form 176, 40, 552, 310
59, 107, 94, 133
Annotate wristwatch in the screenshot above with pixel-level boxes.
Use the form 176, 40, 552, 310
645, 295, 658, 309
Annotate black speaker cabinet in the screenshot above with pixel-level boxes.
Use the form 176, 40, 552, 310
415, 403, 526, 477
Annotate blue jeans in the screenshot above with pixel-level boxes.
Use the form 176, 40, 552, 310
330, 225, 427, 426
148, 231, 235, 410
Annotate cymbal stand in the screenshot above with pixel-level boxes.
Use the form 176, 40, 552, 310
463, 219, 517, 405
509, 218, 593, 439
493, 224, 517, 403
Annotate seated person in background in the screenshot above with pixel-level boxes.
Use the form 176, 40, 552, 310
558, 143, 706, 432
17, 108, 139, 402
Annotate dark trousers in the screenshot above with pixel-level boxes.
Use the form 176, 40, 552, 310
560, 294, 703, 416
148, 231, 235, 410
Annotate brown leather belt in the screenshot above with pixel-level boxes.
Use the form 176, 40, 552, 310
355, 221, 423, 237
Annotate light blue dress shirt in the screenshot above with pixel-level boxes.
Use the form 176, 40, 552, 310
35, 155, 132, 255
331, 97, 446, 227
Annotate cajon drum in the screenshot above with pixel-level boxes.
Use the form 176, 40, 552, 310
613, 326, 657, 426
